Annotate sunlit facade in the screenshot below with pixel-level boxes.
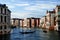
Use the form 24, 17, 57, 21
11, 18, 23, 28
46, 10, 56, 30
55, 5, 60, 31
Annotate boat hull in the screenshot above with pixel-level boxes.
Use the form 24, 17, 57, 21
20, 28, 35, 34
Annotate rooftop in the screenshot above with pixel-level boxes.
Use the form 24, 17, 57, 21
0, 4, 7, 8
47, 9, 55, 14
56, 5, 60, 9
12, 18, 24, 20
0, 4, 11, 12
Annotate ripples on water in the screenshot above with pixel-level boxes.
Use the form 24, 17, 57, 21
0, 28, 60, 40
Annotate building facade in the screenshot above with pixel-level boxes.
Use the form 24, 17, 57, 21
46, 10, 56, 30
20, 19, 24, 27
46, 10, 51, 29
11, 18, 24, 28
35, 18, 40, 28
40, 16, 46, 29
27, 18, 31, 28
31, 17, 36, 28
11, 18, 20, 28
26, 17, 40, 28
23, 18, 27, 27
55, 5, 60, 31
0, 4, 11, 34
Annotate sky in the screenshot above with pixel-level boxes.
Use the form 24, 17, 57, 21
0, 0, 60, 18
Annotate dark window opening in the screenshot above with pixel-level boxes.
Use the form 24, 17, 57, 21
5, 9, 6, 14
58, 22, 60, 25
0, 26, 2, 30
1, 8, 2, 13
1, 16, 3, 23
4, 16, 6, 22
58, 26, 60, 30
58, 20, 60, 22
4, 25, 6, 29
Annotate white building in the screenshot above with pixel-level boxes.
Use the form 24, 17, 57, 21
46, 10, 55, 30
23, 18, 27, 27
55, 5, 60, 31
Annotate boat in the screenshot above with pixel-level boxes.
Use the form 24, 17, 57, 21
43, 30, 47, 33
20, 31, 35, 34
43, 29, 48, 33
19, 27, 35, 34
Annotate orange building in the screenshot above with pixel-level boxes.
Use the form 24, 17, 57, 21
26, 17, 40, 28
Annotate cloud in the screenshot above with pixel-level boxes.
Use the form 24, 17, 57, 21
8, 5, 15, 8
37, 4, 56, 9
49, 1, 58, 5
15, 3, 30, 6
10, 0, 15, 2
6, 4, 16, 9
24, 4, 56, 11
24, 6, 37, 10
0, 0, 58, 18
11, 12, 31, 18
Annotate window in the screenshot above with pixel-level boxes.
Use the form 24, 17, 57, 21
1, 8, 2, 13
4, 25, 6, 29
58, 26, 60, 30
3, 8, 5, 14
5, 9, 6, 14
58, 22, 60, 25
1, 16, 3, 23
58, 20, 60, 22
4, 16, 6, 22
58, 15, 60, 17
0, 26, 2, 30
58, 9, 60, 11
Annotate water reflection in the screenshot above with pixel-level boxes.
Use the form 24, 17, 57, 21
0, 28, 60, 40
47, 31, 60, 40
0, 34, 10, 40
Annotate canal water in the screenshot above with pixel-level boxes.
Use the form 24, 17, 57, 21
0, 28, 60, 40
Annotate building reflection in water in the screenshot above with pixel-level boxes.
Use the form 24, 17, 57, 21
0, 34, 10, 40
